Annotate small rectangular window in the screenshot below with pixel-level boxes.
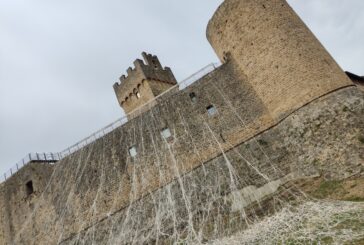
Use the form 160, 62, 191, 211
189, 92, 197, 103
161, 127, 172, 139
129, 146, 137, 158
26, 181, 34, 196
207, 105, 217, 116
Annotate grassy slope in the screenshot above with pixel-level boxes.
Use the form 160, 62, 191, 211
209, 176, 364, 245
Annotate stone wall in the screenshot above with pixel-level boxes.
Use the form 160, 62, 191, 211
5, 62, 268, 243
0, 183, 6, 243
113, 53, 177, 117
114, 69, 157, 116
2, 79, 362, 244
1, 0, 363, 243
59, 87, 363, 244
207, 0, 352, 121
0, 162, 54, 244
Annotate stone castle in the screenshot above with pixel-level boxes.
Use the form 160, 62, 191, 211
1, 0, 363, 244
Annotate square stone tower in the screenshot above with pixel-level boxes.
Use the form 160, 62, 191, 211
113, 52, 177, 119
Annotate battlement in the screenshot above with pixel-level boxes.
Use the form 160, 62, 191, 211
2, 2, 363, 244
115, 53, 170, 85
141, 52, 163, 69
113, 52, 177, 117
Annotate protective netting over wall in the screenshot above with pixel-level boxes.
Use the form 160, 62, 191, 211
0, 63, 220, 184
5, 65, 364, 244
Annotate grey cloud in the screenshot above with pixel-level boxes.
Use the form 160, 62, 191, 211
0, 0, 362, 175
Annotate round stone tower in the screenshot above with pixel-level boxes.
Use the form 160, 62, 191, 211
207, 0, 353, 120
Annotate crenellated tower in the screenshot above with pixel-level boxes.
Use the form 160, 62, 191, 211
113, 52, 177, 119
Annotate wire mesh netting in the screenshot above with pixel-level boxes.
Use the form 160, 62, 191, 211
2, 62, 364, 245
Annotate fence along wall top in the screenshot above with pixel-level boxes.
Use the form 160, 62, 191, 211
0, 62, 220, 183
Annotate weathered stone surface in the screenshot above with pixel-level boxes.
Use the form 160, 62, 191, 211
58, 87, 363, 244
0, 162, 54, 244
207, 0, 353, 120
113, 52, 178, 119
1, 85, 362, 244
1, 0, 363, 244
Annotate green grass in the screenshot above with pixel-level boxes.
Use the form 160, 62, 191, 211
257, 139, 268, 146
345, 196, 364, 202
348, 238, 364, 245
276, 210, 364, 245
312, 180, 343, 199
321, 237, 334, 244
277, 237, 334, 245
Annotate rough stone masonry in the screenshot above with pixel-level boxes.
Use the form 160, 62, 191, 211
0, 0, 363, 244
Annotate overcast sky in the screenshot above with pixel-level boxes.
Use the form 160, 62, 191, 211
0, 0, 363, 176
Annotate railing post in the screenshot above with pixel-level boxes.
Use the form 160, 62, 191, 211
0, 62, 217, 182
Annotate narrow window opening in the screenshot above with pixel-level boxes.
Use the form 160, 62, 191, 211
161, 127, 172, 140
207, 105, 217, 116
129, 146, 137, 158
223, 51, 229, 62
189, 92, 197, 103
26, 181, 34, 196
152, 60, 158, 69
136, 92, 141, 99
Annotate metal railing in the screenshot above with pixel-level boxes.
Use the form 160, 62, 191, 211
178, 62, 220, 90
0, 62, 221, 183
1, 153, 60, 182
